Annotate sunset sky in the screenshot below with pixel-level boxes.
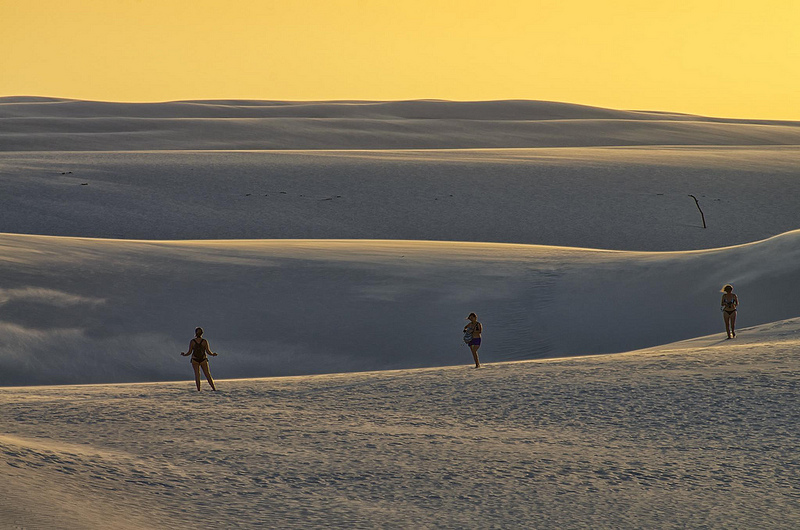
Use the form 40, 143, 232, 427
2, 0, 799, 119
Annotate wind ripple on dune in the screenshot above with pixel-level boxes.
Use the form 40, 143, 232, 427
0, 333, 798, 527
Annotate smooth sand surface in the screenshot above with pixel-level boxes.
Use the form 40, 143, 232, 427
2, 147, 800, 250
1, 230, 799, 386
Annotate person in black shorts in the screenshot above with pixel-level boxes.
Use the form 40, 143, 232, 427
181, 327, 218, 391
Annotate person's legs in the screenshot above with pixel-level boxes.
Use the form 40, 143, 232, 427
200, 361, 216, 391
470, 344, 481, 368
730, 311, 737, 337
191, 360, 202, 391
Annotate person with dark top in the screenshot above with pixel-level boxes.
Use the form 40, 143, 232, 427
181, 327, 218, 391
720, 284, 739, 339
464, 313, 483, 368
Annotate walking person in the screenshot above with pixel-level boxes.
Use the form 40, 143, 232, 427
181, 327, 218, 391
464, 313, 483, 368
720, 285, 739, 339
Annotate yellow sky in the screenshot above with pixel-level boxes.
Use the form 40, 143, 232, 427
2, 0, 799, 119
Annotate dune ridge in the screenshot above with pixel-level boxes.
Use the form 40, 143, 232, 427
3, 98, 800, 151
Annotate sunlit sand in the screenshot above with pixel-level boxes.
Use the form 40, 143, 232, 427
2, 321, 798, 527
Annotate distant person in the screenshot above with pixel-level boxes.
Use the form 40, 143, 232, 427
181, 327, 218, 391
463, 313, 483, 368
720, 285, 739, 339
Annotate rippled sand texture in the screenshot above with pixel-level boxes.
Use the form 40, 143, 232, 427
2, 319, 798, 528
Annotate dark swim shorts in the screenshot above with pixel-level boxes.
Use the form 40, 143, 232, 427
468, 338, 482, 346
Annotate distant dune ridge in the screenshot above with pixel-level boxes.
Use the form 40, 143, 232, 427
3, 97, 800, 151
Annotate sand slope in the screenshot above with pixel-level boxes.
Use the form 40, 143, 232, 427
2, 147, 800, 250
2, 231, 799, 386
2, 319, 798, 528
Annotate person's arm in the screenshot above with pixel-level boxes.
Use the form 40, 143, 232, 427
734, 294, 739, 307
205, 340, 217, 356
721, 295, 726, 309
181, 340, 193, 356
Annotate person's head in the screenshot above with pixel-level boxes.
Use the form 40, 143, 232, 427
722, 284, 733, 294
195, 327, 204, 337
467, 312, 477, 322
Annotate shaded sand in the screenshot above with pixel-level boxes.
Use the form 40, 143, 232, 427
2, 147, 800, 250
3, 98, 800, 250
2, 231, 800, 386
2, 318, 798, 528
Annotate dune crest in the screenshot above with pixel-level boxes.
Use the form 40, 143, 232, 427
3, 98, 800, 150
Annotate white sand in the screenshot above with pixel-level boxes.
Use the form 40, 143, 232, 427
2, 148, 800, 250
1, 321, 798, 528
1, 231, 799, 386
1, 98, 799, 528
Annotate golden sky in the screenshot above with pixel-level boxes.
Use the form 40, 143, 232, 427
2, 0, 799, 119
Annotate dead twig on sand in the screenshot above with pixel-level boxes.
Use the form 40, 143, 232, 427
688, 194, 707, 228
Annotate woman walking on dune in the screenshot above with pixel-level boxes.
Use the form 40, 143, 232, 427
720, 285, 739, 339
181, 327, 218, 391
464, 313, 483, 368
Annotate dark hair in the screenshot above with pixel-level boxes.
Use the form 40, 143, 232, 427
722, 284, 733, 293
195, 327, 204, 336
467, 312, 477, 319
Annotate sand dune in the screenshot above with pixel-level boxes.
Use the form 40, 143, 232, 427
2, 98, 799, 528
3, 98, 800, 150
0, 96, 735, 120
1, 231, 799, 386
2, 319, 798, 528
2, 99, 798, 384
2, 147, 800, 250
